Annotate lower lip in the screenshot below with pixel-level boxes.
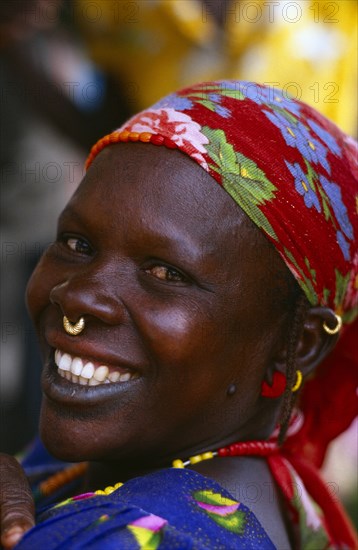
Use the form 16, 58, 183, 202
42, 357, 140, 407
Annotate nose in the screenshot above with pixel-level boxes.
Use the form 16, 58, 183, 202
50, 272, 126, 326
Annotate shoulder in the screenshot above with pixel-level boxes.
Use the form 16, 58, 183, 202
18, 467, 276, 549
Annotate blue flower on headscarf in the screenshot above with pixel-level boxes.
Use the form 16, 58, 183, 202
207, 93, 231, 118
153, 93, 193, 111
336, 231, 351, 260
320, 176, 353, 240
265, 110, 297, 146
236, 82, 302, 116
215, 105, 230, 118
208, 93, 220, 102
266, 110, 331, 173
286, 161, 321, 212
307, 119, 341, 157
296, 124, 331, 173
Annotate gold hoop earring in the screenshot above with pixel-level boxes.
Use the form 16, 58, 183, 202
323, 313, 342, 335
291, 370, 303, 393
63, 316, 85, 336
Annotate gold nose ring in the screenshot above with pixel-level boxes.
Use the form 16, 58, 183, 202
63, 316, 85, 336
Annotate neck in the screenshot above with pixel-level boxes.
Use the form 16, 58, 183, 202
84, 433, 279, 491
83, 461, 154, 491
83, 402, 282, 490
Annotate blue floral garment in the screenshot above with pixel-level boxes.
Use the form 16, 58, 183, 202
18, 438, 275, 549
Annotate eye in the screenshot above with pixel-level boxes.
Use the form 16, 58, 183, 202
65, 236, 92, 255
144, 265, 186, 282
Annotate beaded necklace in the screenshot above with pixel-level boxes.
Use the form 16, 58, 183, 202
34, 439, 278, 503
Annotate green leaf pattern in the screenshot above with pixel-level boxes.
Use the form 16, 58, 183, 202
202, 127, 278, 240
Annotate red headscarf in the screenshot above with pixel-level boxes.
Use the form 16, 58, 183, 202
86, 81, 357, 469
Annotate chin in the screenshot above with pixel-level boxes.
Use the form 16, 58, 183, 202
39, 399, 106, 462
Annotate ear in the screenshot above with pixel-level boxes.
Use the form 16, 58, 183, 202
294, 307, 341, 376
275, 307, 341, 377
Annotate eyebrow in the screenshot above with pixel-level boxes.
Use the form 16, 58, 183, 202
57, 205, 82, 226
130, 218, 212, 274
57, 204, 209, 269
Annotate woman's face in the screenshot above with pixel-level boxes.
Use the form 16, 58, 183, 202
27, 144, 291, 464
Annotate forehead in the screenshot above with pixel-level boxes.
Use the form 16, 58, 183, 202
85, 144, 238, 218
77, 143, 251, 242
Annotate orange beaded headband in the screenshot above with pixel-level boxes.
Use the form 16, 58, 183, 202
85, 131, 177, 170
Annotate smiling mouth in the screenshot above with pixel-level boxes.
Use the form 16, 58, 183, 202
55, 349, 137, 386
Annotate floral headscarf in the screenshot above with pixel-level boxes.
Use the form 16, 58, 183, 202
86, 81, 357, 465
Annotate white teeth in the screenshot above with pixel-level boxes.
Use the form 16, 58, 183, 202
71, 358, 83, 376
59, 353, 71, 371
93, 366, 109, 382
81, 362, 95, 379
55, 349, 134, 386
108, 371, 120, 382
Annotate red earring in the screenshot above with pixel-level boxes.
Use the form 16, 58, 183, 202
261, 371, 286, 398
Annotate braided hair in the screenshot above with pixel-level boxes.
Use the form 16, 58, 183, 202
278, 293, 309, 445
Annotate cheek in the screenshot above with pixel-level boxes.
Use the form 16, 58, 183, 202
138, 292, 273, 396
135, 297, 249, 404
137, 298, 223, 364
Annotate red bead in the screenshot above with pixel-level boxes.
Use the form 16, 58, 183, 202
217, 440, 277, 458
218, 448, 229, 457
163, 137, 177, 149
150, 134, 165, 145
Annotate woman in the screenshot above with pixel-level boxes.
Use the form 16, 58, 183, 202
1, 81, 357, 549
